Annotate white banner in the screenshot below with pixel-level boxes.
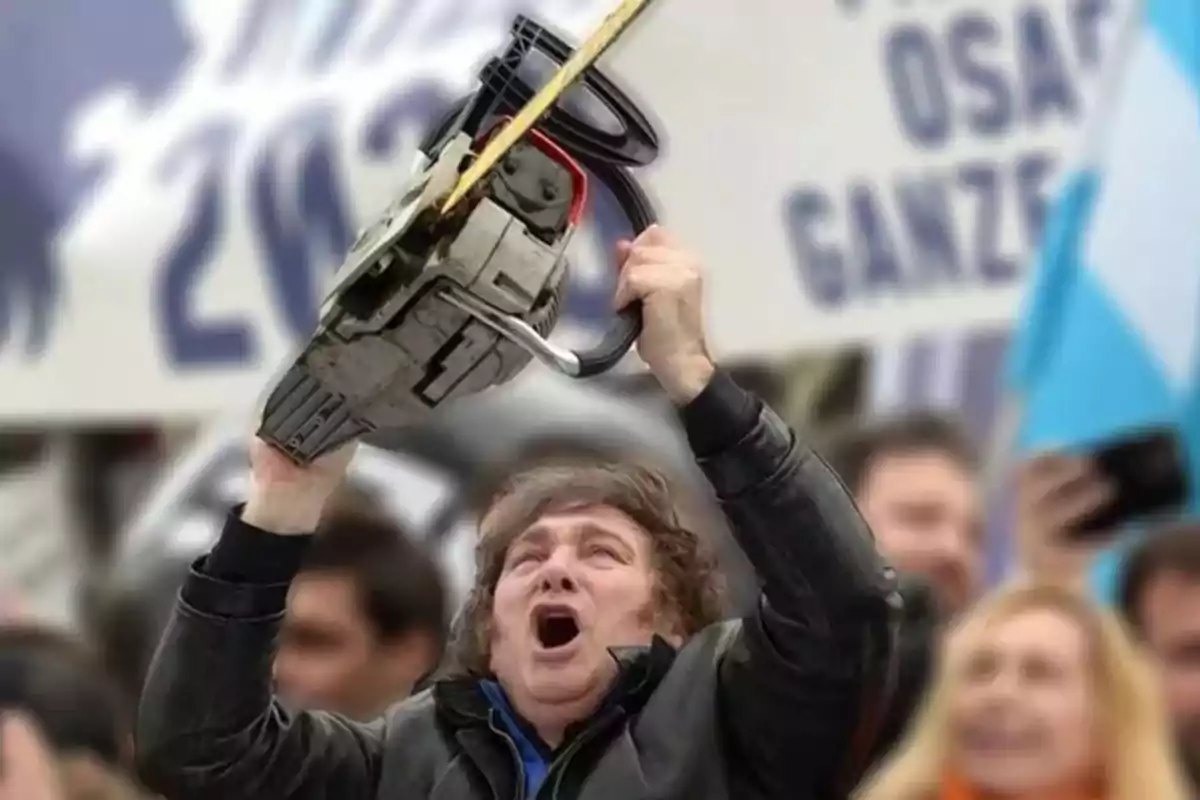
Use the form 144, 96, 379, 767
0, 0, 1125, 417
0, 440, 83, 626
117, 417, 480, 608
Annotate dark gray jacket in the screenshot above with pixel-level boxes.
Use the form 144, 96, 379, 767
135, 372, 900, 800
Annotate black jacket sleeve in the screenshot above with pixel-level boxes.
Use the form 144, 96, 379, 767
866, 578, 939, 769
679, 371, 901, 798
134, 513, 383, 800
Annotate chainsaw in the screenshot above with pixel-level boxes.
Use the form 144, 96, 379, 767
258, 1, 661, 465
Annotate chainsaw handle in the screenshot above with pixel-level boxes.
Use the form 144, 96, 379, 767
435, 156, 651, 380
572, 302, 642, 377
565, 156, 654, 378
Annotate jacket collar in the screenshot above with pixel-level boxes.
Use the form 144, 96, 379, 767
433, 635, 677, 734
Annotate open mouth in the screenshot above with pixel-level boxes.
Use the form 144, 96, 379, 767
532, 605, 581, 650
960, 726, 1041, 754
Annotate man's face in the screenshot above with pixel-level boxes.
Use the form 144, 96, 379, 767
273, 572, 431, 720
1138, 571, 1200, 778
857, 449, 983, 616
488, 505, 664, 726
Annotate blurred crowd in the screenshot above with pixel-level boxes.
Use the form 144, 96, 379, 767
0, 0, 1192, 795
1, 388, 1198, 798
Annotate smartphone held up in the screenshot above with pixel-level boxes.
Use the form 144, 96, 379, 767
1063, 427, 1189, 541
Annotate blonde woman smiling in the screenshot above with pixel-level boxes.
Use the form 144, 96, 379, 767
857, 583, 1189, 800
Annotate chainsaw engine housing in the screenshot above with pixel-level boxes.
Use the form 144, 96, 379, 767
258, 13, 661, 465
258, 128, 588, 463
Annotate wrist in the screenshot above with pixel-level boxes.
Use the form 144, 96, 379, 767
243, 484, 329, 535
1016, 564, 1090, 595
658, 354, 716, 405
1017, 549, 1092, 594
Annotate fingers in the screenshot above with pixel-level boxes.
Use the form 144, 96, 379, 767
1044, 478, 1113, 533
1019, 454, 1091, 503
631, 224, 677, 248
249, 437, 356, 483
613, 254, 696, 309
616, 239, 634, 263
612, 233, 700, 310
1018, 454, 1115, 533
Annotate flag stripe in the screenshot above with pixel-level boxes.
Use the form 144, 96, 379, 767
1146, 0, 1200, 88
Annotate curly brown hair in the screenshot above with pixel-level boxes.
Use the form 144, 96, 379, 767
447, 460, 727, 676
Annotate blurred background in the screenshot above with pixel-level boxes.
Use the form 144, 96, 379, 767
5, 0, 1200, 793
0, 0, 1110, 627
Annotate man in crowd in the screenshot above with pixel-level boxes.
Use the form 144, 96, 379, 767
0, 624, 143, 799
1118, 525, 1200, 788
821, 412, 984, 618
135, 226, 900, 800
0, 624, 130, 770
273, 492, 448, 719
821, 413, 983, 766
0, 712, 144, 800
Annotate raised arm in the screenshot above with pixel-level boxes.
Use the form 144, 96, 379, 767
616, 225, 901, 798
683, 371, 900, 796
135, 444, 384, 800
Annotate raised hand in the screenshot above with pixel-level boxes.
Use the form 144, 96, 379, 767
242, 439, 357, 534
613, 225, 714, 403
1016, 453, 1115, 588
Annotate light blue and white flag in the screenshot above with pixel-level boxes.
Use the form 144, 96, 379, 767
1006, 0, 1200, 596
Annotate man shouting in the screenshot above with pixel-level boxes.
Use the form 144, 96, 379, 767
136, 226, 900, 800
